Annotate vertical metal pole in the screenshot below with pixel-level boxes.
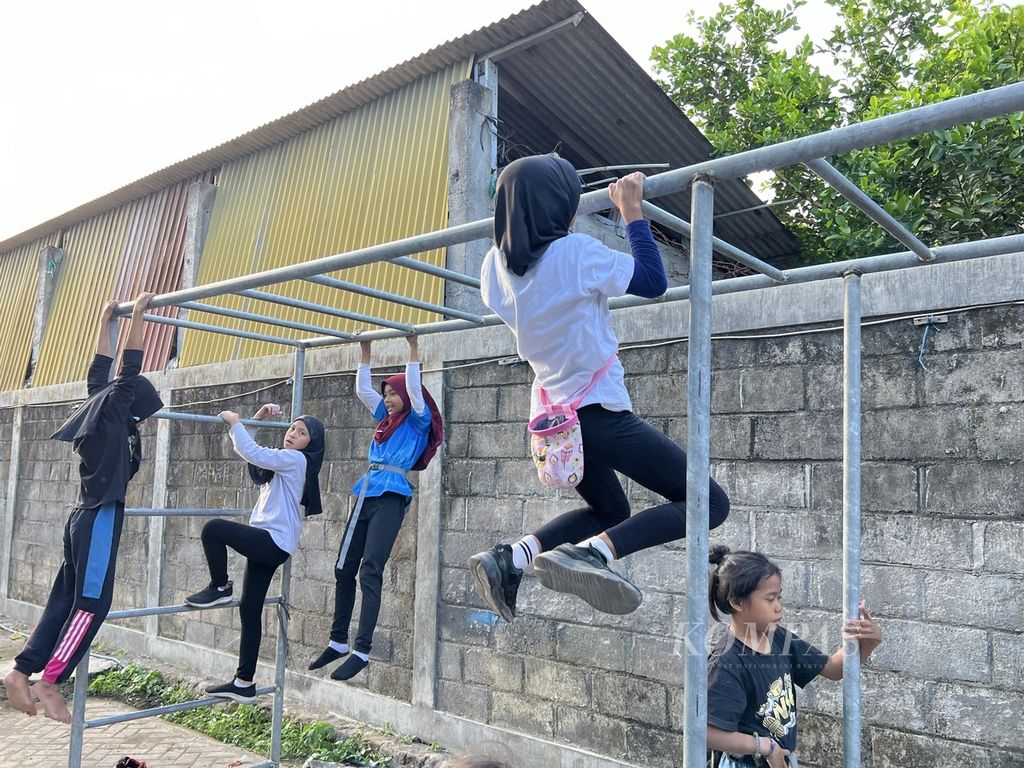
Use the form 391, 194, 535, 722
146, 392, 172, 638
270, 560, 289, 766
290, 347, 305, 420
270, 346, 304, 765
842, 271, 863, 767
684, 173, 715, 768
67, 653, 90, 768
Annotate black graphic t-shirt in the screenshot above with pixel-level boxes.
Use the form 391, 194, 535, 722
707, 626, 829, 764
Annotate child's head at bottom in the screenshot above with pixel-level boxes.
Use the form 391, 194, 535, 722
709, 544, 784, 630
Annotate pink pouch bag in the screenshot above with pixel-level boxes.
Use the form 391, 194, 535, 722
528, 354, 617, 489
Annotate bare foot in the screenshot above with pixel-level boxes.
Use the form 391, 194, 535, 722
3, 670, 37, 716
33, 680, 71, 724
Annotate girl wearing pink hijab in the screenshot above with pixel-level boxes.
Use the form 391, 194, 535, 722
309, 334, 441, 681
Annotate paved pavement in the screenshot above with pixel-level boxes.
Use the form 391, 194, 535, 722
1, 630, 263, 768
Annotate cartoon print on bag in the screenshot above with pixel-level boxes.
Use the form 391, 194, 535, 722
560, 443, 573, 466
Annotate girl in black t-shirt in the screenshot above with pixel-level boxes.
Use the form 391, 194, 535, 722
706, 545, 882, 767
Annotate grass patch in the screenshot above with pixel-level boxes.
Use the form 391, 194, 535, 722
88, 664, 389, 766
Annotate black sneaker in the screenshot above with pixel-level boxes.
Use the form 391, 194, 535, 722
533, 544, 643, 615
467, 544, 523, 623
205, 679, 256, 704
185, 581, 233, 608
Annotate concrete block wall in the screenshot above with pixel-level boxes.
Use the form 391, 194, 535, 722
0, 261, 1021, 766
439, 304, 1024, 767
7, 403, 154, 632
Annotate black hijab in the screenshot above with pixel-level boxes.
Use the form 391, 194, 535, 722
247, 415, 326, 517
494, 154, 582, 276
52, 376, 164, 443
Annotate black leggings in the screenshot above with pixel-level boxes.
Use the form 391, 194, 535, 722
330, 493, 407, 654
533, 405, 730, 558
201, 518, 289, 681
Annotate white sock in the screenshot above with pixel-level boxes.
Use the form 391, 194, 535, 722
329, 641, 350, 654
353, 651, 370, 662
233, 677, 252, 688
580, 536, 615, 563
511, 535, 540, 571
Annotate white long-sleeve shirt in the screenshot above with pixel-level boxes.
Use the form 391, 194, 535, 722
229, 422, 306, 555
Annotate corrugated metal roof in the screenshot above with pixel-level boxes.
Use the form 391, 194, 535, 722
0, 0, 797, 263
113, 174, 214, 371
32, 176, 208, 386
490, 8, 798, 263
32, 208, 129, 387
178, 60, 471, 367
0, 237, 54, 391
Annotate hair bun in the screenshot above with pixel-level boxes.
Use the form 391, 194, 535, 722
708, 544, 731, 566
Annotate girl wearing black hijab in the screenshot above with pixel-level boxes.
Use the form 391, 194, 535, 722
468, 155, 730, 620
185, 403, 325, 703
5, 293, 162, 724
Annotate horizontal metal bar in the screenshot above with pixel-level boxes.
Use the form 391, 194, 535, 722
642, 201, 786, 282
390, 255, 481, 288
300, 232, 1024, 349
83, 686, 276, 729
152, 410, 291, 428
180, 300, 353, 339
124, 508, 250, 517
306, 275, 485, 323
239, 288, 416, 333
577, 163, 671, 175
637, 82, 1024, 203
303, 315, 503, 348
616, 232, 1024, 311
142, 314, 303, 348
805, 158, 935, 262
107, 595, 281, 620
114, 218, 493, 313
109, 84, 1022, 317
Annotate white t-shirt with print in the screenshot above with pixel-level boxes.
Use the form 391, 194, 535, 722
480, 233, 635, 419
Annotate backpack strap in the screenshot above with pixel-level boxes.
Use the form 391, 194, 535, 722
537, 353, 618, 415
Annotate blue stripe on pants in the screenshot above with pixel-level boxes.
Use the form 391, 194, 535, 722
83, 503, 116, 599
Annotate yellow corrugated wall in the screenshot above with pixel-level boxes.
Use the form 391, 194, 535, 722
0, 237, 54, 392
32, 208, 131, 387
179, 59, 472, 366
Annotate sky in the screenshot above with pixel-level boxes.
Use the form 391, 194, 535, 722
0, 0, 848, 243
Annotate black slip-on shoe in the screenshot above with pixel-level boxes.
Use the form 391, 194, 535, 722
533, 543, 643, 615
467, 544, 523, 622
330, 655, 369, 681
185, 581, 234, 608
309, 646, 347, 670
205, 679, 256, 704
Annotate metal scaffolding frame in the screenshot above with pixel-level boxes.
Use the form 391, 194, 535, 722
63, 81, 1021, 768
66, 351, 306, 768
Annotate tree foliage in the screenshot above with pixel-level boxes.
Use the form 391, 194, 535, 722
652, 0, 1024, 264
